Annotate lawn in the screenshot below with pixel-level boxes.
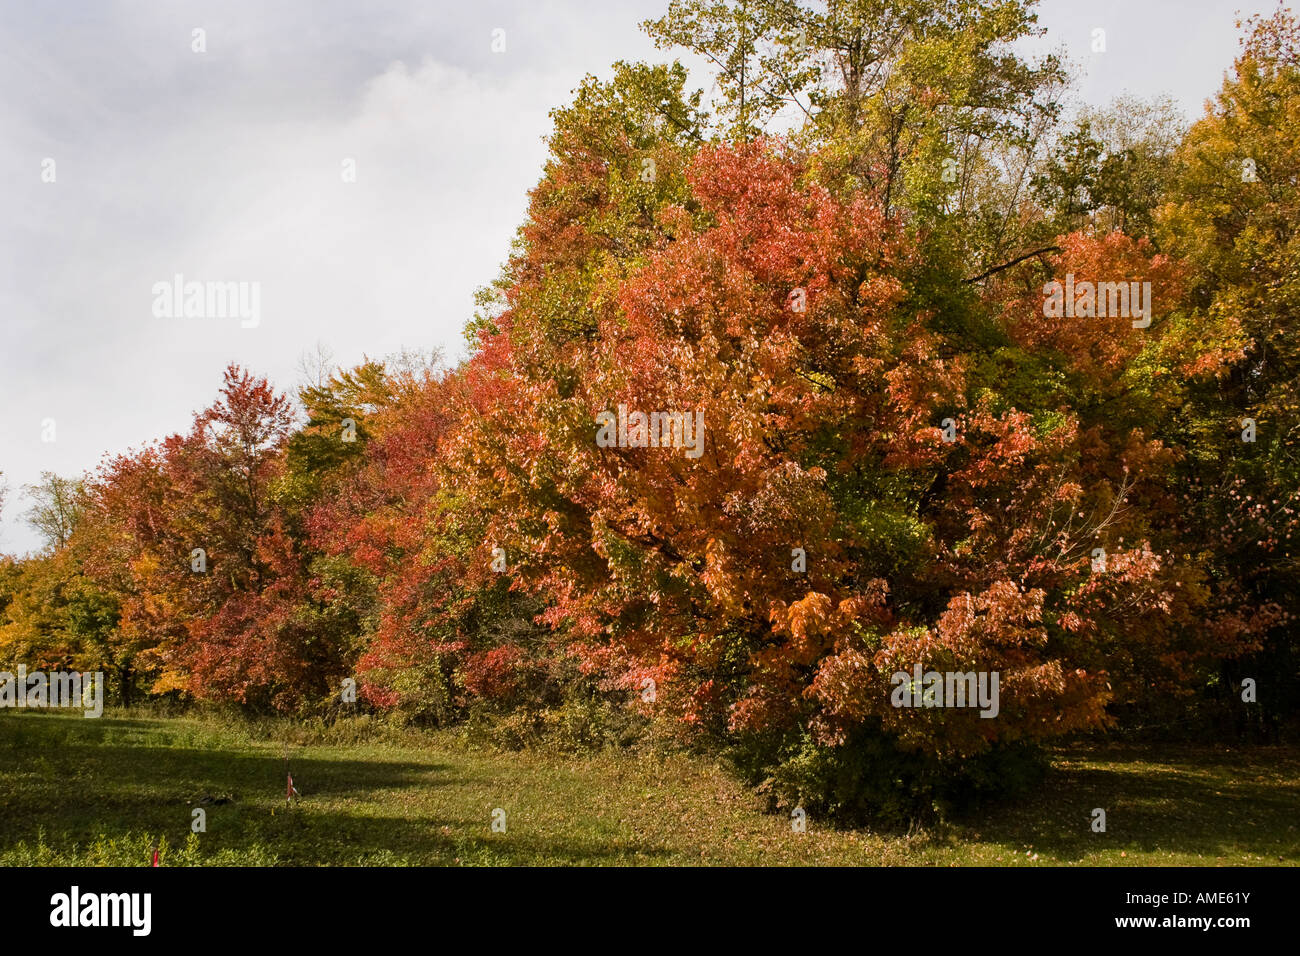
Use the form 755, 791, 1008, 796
1, 710, 1295, 866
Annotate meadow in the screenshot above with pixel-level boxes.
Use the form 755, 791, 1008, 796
2, 711, 1295, 867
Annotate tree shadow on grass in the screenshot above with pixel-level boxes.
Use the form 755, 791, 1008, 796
0, 713, 676, 865
953, 746, 1300, 864
3, 714, 442, 850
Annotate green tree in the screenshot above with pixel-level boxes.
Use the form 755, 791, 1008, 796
22, 471, 86, 553
645, 0, 1064, 223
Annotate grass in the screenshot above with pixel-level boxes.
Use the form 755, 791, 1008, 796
1, 710, 1296, 866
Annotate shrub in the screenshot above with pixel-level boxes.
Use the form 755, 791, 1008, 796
731, 725, 1047, 827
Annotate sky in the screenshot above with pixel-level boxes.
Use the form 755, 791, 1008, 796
0, 0, 1285, 555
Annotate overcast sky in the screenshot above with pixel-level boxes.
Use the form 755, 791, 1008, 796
0, 0, 1283, 555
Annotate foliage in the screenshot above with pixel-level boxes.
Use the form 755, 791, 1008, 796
1, 2, 1297, 820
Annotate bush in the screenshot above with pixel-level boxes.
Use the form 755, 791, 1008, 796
730, 725, 1047, 827
463, 679, 649, 753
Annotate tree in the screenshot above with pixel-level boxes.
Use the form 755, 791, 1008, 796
79, 366, 324, 709
1033, 97, 1186, 239
645, 0, 1064, 220
22, 472, 86, 553
1155, 7, 1300, 734
295, 340, 336, 393
446, 134, 1247, 817
1031, 119, 1106, 232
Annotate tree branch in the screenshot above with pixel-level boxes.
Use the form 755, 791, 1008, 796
963, 246, 1061, 284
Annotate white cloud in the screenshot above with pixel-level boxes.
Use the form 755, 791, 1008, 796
0, 1, 664, 554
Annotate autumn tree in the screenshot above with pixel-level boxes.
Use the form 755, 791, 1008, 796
77, 366, 327, 709
446, 125, 1258, 817
1155, 7, 1300, 733
0, 0, 1292, 813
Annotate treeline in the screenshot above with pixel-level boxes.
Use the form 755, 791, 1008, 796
2, 2, 1298, 820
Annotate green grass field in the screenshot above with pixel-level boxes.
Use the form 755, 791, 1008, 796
2, 710, 1296, 866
